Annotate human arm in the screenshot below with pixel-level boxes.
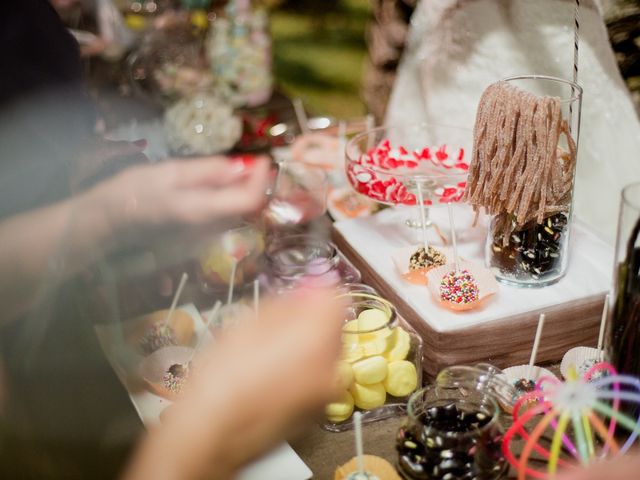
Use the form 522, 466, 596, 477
123, 290, 345, 480
0, 156, 270, 324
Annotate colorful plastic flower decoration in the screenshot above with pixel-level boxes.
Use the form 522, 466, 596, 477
502, 361, 640, 479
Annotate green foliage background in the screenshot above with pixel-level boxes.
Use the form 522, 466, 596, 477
270, 0, 371, 118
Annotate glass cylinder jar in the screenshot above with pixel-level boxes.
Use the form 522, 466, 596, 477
127, 14, 212, 105
484, 75, 582, 287
206, 2, 273, 107
608, 182, 640, 377
164, 91, 242, 156
323, 293, 423, 432
262, 163, 329, 230
264, 234, 360, 293
396, 364, 511, 480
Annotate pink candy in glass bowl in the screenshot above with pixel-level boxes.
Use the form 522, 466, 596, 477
345, 124, 471, 207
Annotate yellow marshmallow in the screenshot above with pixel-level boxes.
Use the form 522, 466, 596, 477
336, 361, 354, 390
352, 355, 388, 385
356, 308, 389, 330
326, 391, 355, 423
350, 382, 386, 410
383, 327, 411, 362
384, 361, 418, 397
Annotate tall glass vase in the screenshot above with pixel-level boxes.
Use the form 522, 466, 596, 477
608, 182, 640, 377
485, 75, 582, 287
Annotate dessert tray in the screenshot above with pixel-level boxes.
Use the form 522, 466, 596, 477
332, 207, 612, 378
94, 303, 312, 480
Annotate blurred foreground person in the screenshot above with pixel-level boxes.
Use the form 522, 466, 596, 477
124, 291, 344, 480
557, 455, 640, 480
0, 154, 345, 479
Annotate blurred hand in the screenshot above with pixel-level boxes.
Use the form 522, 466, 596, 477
126, 289, 345, 480
556, 455, 640, 480
86, 155, 270, 247
70, 138, 149, 193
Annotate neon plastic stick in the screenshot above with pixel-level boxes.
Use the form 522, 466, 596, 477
549, 412, 571, 473
592, 400, 640, 452
510, 395, 575, 468
546, 406, 578, 458
582, 412, 595, 458
589, 412, 621, 455
518, 411, 556, 480
503, 402, 553, 479
570, 411, 589, 465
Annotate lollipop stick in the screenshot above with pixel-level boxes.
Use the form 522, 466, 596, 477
527, 313, 546, 381
253, 279, 260, 319
188, 300, 222, 363
447, 203, 460, 272
163, 272, 188, 328
354, 411, 365, 475
416, 182, 429, 251
365, 114, 374, 149
293, 98, 309, 135
227, 260, 237, 306
597, 294, 610, 361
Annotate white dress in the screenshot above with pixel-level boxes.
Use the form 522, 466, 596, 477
387, 0, 640, 244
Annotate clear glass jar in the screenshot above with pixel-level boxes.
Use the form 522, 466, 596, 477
127, 13, 212, 105
485, 75, 582, 288
264, 234, 360, 293
198, 223, 264, 295
396, 364, 512, 480
608, 182, 640, 378
164, 91, 241, 156
323, 293, 423, 432
262, 163, 329, 230
206, 4, 273, 107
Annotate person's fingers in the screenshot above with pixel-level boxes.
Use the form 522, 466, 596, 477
166, 155, 271, 189
166, 162, 270, 224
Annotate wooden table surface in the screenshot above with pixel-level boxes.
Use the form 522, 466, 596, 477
290, 417, 403, 480
290, 416, 523, 480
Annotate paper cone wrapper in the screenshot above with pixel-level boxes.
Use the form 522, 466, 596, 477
391, 245, 455, 286
561, 346, 601, 380
426, 261, 498, 311
499, 365, 558, 413
502, 365, 559, 392
334, 455, 401, 480
139, 346, 194, 400
124, 308, 196, 355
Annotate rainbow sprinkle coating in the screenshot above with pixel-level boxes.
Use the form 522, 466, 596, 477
162, 363, 190, 394
439, 269, 479, 305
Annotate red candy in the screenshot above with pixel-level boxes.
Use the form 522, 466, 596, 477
347, 138, 468, 205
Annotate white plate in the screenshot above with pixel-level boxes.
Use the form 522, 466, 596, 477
94, 303, 312, 480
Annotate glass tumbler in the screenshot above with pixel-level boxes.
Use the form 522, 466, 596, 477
396, 364, 512, 480
485, 75, 582, 287
608, 182, 640, 377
